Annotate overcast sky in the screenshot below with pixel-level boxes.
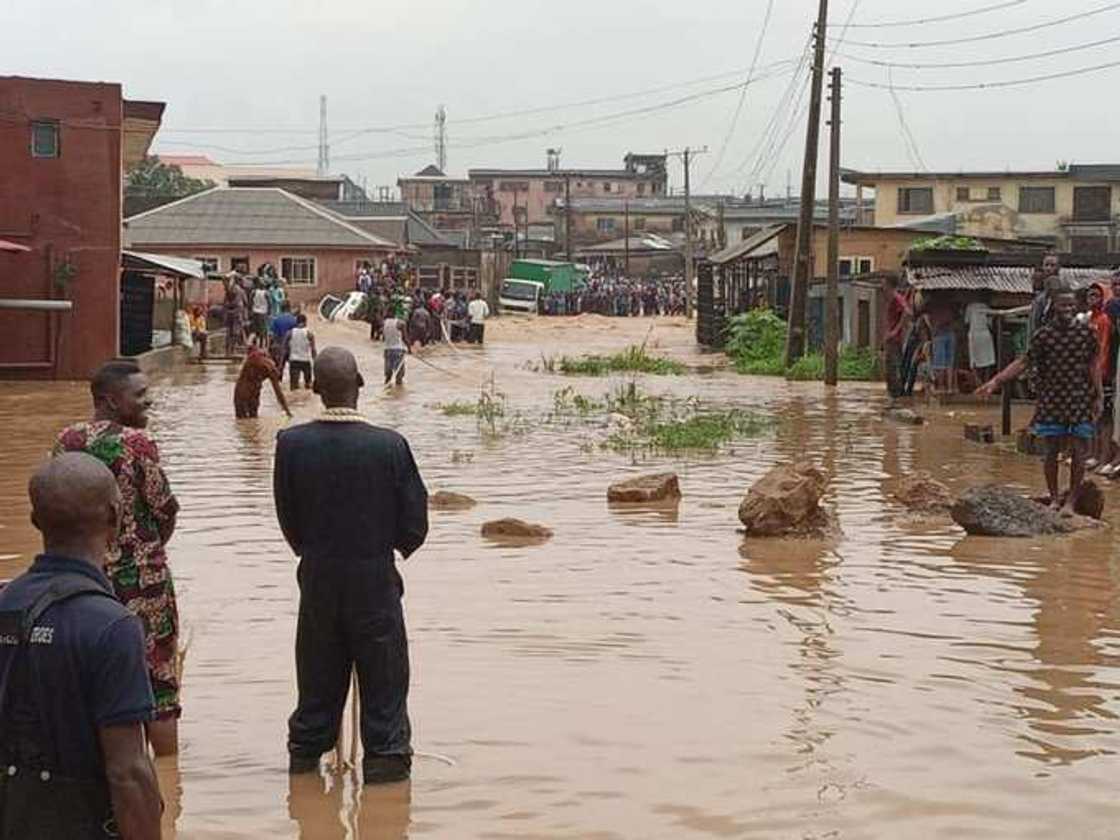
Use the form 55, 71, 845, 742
5, 0, 1120, 197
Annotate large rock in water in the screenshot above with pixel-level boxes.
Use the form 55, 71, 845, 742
481, 518, 553, 541
893, 472, 953, 513
607, 473, 681, 503
739, 463, 832, 537
430, 490, 477, 510
951, 485, 1102, 537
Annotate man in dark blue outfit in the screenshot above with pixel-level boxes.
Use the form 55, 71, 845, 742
0, 453, 162, 839
274, 347, 428, 784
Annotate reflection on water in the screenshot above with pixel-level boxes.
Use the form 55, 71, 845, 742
1, 315, 1120, 837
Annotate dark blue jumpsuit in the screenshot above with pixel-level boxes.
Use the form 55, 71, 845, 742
274, 418, 428, 778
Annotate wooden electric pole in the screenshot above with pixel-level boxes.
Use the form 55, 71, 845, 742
785, 0, 830, 365
667, 145, 708, 318
624, 198, 631, 276
824, 66, 842, 387
564, 175, 572, 260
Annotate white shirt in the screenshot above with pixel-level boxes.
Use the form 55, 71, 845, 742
383, 318, 406, 351
288, 327, 313, 362
252, 288, 270, 315
468, 299, 490, 324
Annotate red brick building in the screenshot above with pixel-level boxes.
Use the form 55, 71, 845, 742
0, 76, 163, 379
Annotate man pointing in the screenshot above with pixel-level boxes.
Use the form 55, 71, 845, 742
273, 347, 428, 784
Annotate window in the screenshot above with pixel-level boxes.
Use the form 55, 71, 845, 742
858, 257, 874, 274
672, 216, 685, 232
544, 181, 563, 193
193, 256, 220, 272
956, 187, 971, 202
596, 218, 615, 234
839, 256, 874, 276
637, 183, 646, 196
633, 217, 647, 231
987, 186, 1001, 201
897, 187, 933, 214
230, 256, 250, 273
603, 182, 613, 193
280, 256, 316, 286
1019, 186, 1056, 214
31, 120, 60, 158
498, 180, 529, 193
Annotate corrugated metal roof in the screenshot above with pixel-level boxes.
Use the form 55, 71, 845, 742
709, 225, 786, 266
318, 200, 455, 247
122, 250, 206, 279
575, 234, 679, 254
124, 188, 398, 250
905, 265, 1106, 293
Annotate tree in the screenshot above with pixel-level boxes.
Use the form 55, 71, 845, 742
125, 156, 215, 199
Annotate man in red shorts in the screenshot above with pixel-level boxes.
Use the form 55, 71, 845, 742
53, 360, 183, 756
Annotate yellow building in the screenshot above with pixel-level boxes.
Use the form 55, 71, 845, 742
841, 165, 1120, 253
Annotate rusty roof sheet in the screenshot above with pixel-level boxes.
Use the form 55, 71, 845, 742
904, 265, 1107, 294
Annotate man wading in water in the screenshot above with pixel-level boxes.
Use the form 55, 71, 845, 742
0, 454, 162, 839
273, 347, 428, 783
54, 361, 182, 756
1026, 289, 1102, 514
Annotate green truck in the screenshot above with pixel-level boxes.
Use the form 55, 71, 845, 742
499, 260, 589, 315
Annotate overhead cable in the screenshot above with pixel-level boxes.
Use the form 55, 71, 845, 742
848, 57, 1120, 90
835, 33, 1120, 68
829, 1, 1120, 49
835, 0, 1028, 28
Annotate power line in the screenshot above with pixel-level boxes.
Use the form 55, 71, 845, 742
701, 0, 776, 188
886, 68, 927, 170
835, 0, 1028, 28
829, 1, 1120, 49
835, 32, 1120, 68
848, 56, 1120, 90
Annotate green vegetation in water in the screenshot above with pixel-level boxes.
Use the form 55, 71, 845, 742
640, 411, 771, 451
554, 344, 687, 376
724, 309, 877, 382
437, 382, 509, 435
438, 400, 480, 417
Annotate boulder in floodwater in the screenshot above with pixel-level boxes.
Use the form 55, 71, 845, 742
886, 408, 926, 426
1030, 479, 1105, 521
607, 472, 681, 504
951, 485, 1104, 537
892, 472, 954, 514
430, 490, 477, 510
481, 518, 553, 541
738, 463, 835, 537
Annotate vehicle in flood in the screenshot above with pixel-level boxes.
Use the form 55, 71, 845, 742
498, 278, 544, 315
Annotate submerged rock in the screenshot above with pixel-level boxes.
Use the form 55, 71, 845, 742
886, 407, 926, 426
607, 472, 681, 503
429, 490, 477, 510
481, 518, 553, 540
951, 485, 1103, 537
738, 463, 835, 537
892, 472, 954, 514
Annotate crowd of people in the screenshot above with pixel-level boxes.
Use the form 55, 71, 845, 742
541, 274, 688, 317
0, 347, 430, 835
883, 252, 1120, 516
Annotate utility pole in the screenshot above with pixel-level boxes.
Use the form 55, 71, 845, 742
785, 0, 829, 366
667, 145, 708, 319
564, 175, 572, 260
512, 191, 520, 259
317, 94, 329, 177
825, 66, 842, 387
434, 105, 447, 172
624, 198, 631, 276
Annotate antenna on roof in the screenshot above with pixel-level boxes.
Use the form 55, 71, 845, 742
434, 105, 447, 172
317, 95, 329, 177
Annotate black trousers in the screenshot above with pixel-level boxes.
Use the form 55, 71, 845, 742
289, 360, 312, 390
289, 555, 411, 767
467, 323, 484, 344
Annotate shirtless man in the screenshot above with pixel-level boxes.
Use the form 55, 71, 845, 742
234, 346, 293, 419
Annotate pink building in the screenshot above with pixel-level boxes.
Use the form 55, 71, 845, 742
468, 153, 668, 228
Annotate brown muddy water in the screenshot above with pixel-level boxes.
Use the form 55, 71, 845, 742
2, 315, 1120, 839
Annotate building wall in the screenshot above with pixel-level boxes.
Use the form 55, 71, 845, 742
472, 175, 663, 227
0, 76, 124, 379
135, 246, 393, 308
866, 176, 1120, 246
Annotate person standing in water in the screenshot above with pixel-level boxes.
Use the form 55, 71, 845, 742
234, 346, 293, 419
274, 348, 428, 784
383, 310, 409, 387
53, 361, 182, 756
1027, 289, 1102, 514
0, 454, 162, 839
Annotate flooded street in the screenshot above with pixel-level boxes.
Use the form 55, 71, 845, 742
2, 314, 1120, 839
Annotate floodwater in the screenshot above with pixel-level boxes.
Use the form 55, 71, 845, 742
2, 314, 1120, 839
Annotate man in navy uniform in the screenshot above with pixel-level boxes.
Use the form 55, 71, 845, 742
0, 453, 162, 839
274, 347, 428, 784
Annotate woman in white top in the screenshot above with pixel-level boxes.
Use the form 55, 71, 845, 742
964, 298, 996, 383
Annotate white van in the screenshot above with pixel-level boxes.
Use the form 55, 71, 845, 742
498, 278, 544, 315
